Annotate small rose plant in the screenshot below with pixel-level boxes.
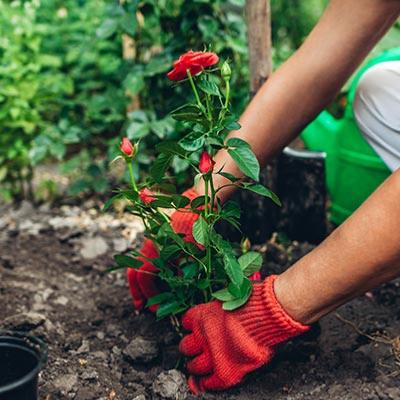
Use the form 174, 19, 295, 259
107, 50, 281, 319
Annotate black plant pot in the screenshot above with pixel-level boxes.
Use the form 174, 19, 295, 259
0, 331, 47, 400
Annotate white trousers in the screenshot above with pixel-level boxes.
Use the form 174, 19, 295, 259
353, 61, 400, 172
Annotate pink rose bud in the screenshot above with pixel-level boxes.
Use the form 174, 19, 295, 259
120, 137, 135, 157
199, 151, 215, 174
139, 188, 156, 205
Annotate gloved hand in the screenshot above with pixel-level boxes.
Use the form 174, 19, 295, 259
127, 188, 199, 312
179, 275, 310, 393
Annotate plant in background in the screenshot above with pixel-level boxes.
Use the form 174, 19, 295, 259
0, 0, 69, 200
108, 51, 280, 318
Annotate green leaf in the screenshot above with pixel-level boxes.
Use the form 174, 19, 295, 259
197, 80, 220, 96
150, 153, 172, 183
120, 12, 137, 36
223, 255, 243, 288
227, 138, 260, 181
191, 195, 210, 209
179, 130, 205, 152
156, 141, 187, 158
223, 283, 252, 311
214, 236, 244, 288
160, 245, 181, 260
221, 201, 241, 219
243, 183, 281, 206
172, 194, 190, 208
218, 172, 240, 182
147, 292, 174, 307
156, 300, 185, 319
96, 18, 118, 39
113, 254, 142, 269
197, 279, 209, 289
150, 117, 174, 139
170, 104, 203, 122
238, 251, 263, 276
227, 138, 250, 148
124, 74, 145, 96
150, 195, 175, 208
127, 121, 150, 139
192, 216, 208, 246
212, 288, 235, 302
182, 262, 198, 279
223, 117, 241, 131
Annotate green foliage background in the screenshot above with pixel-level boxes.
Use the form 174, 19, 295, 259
4, 0, 398, 200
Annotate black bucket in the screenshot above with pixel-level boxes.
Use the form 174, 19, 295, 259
0, 331, 47, 400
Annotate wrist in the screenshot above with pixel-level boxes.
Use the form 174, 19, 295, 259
236, 275, 310, 347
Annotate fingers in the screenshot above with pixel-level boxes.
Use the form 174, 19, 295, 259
126, 268, 144, 310
179, 333, 202, 357
187, 375, 201, 395
186, 352, 212, 376
197, 374, 227, 392
181, 306, 199, 331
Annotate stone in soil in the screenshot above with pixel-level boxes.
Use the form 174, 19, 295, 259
152, 370, 188, 400
80, 235, 109, 259
124, 336, 159, 363
3, 312, 46, 331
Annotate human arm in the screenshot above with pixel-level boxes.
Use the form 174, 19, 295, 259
196, 0, 400, 200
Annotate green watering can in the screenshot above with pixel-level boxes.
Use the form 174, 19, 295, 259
301, 48, 400, 225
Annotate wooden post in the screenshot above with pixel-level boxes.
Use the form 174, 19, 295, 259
245, 0, 272, 95
235, 0, 278, 244
121, 0, 140, 112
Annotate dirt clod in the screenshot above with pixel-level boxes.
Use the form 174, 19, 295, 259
124, 337, 159, 363
152, 370, 188, 400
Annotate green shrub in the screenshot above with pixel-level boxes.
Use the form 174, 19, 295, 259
0, 0, 69, 200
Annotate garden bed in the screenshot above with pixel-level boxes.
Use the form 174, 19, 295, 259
1, 201, 400, 400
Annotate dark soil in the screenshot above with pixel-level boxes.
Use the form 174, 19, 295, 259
1, 202, 400, 400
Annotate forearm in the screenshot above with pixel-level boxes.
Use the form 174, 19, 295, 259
275, 169, 400, 325
196, 0, 400, 199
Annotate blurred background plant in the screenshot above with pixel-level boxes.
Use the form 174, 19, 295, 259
2, 0, 399, 202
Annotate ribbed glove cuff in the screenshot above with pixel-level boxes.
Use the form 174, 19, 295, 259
237, 275, 310, 348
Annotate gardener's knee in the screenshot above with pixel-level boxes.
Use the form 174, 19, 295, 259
353, 61, 400, 171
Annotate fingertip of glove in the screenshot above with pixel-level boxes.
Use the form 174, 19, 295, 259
148, 304, 159, 313
188, 375, 201, 395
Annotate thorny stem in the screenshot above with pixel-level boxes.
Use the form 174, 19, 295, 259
127, 161, 138, 192
187, 69, 202, 110
205, 93, 213, 129
224, 79, 230, 109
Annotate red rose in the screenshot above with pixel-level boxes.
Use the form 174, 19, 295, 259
167, 50, 219, 81
139, 188, 156, 205
199, 151, 215, 174
120, 137, 135, 157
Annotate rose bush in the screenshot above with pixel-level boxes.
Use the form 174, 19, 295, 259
108, 51, 281, 319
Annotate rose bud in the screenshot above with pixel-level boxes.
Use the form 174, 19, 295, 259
120, 137, 135, 157
139, 188, 156, 205
221, 61, 232, 81
199, 151, 215, 174
241, 238, 251, 253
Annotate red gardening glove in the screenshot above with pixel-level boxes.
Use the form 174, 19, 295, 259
127, 188, 199, 312
179, 275, 310, 393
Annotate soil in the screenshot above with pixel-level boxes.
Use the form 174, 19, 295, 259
1, 201, 400, 400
